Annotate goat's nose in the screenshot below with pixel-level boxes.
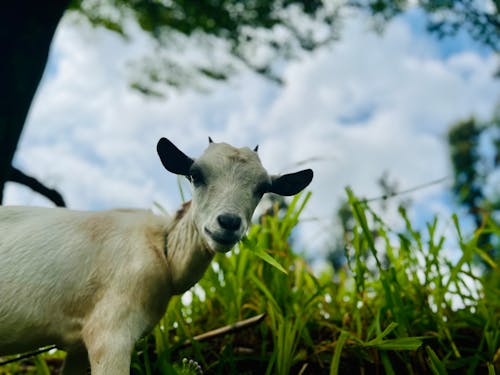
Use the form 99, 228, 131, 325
217, 214, 242, 231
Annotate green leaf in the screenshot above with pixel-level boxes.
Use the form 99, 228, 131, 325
249, 246, 288, 275
330, 331, 349, 375
426, 346, 448, 375
364, 337, 424, 351
474, 247, 497, 269
33, 356, 51, 375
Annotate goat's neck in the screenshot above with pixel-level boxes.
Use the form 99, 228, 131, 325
166, 201, 214, 295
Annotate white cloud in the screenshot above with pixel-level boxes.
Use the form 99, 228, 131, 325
6, 11, 499, 260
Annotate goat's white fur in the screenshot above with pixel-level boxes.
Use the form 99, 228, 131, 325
0, 139, 312, 374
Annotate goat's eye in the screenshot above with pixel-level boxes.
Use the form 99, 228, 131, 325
190, 169, 205, 187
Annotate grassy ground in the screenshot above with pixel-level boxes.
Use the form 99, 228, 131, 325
1, 190, 499, 374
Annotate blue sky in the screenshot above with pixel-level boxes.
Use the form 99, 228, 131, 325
5, 7, 499, 264
402, 8, 493, 59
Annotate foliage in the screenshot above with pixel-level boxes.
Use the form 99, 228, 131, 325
350, 0, 500, 52
136, 189, 499, 374
2, 0, 498, 203
68, 0, 340, 96
67, 0, 500, 97
326, 171, 412, 272
447, 111, 500, 259
2, 190, 499, 374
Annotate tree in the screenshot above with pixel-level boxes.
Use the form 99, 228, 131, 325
1, 2, 70, 205
351, 0, 500, 52
0, 0, 339, 205
447, 110, 500, 259
1, 0, 498, 205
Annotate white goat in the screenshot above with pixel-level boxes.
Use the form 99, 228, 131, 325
0, 138, 313, 374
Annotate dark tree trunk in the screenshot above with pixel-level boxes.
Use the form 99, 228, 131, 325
0, 1, 70, 203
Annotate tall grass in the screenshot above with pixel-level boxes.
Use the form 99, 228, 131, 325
131, 189, 499, 374
1, 189, 498, 374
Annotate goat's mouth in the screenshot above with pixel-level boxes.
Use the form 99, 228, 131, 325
204, 227, 239, 252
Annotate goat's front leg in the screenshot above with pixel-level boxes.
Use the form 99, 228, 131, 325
82, 301, 147, 375
87, 335, 134, 375
83, 327, 136, 375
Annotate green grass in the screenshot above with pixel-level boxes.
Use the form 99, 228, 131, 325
1, 189, 499, 374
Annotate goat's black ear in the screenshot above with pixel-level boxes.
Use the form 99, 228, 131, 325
157, 138, 194, 176
270, 169, 313, 196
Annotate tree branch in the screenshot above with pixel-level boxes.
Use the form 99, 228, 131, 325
9, 167, 66, 207
177, 313, 266, 350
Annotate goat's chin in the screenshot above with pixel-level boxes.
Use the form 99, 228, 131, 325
205, 237, 235, 253
203, 228, 238, 253
211, 242, 235, 254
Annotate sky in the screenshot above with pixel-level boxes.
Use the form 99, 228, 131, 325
4, 7, 499, 265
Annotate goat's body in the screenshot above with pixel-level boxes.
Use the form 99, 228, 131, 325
0, 138, 312, 374
0, 206, 189, 372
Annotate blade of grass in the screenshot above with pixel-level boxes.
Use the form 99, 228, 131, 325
247, 243, 288, 275
426, 346, 448, 375
33, 355, 51, 375
380, 351, 396, 375
330, 331, 349, 375
347, 187, 383, 269
364, 337, 425, 351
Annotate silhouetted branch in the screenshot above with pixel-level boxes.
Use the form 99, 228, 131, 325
9, 167, 66, 207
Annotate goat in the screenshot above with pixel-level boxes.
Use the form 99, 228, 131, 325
0, 138, 313, 374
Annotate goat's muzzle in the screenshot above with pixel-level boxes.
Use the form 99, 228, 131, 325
204, 225, 241, 253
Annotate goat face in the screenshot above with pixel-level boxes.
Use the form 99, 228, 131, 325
157, 138, 313, 253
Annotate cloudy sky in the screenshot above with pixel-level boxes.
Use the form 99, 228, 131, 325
5, 7, 499, 262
